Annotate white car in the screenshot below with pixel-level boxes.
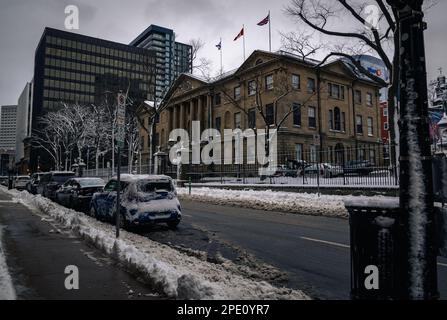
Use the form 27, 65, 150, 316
14, 175, 31, 190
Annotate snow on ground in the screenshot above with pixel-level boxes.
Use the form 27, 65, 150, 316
178, 187, 399, 218
3, 188, 308, 300
0, 225, 16, 300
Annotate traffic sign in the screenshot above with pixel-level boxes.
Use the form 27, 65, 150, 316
116, 93, 126, 146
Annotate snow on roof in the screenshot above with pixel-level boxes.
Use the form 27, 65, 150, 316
112, 174, 172, 182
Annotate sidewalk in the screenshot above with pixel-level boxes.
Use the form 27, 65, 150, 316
0, 189, 161, 300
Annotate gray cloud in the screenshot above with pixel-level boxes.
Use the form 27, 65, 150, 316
1, 0, 446, 105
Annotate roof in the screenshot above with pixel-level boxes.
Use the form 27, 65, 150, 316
111, 174, 173, 183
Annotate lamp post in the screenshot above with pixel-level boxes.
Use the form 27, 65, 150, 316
387, 0, 438, 299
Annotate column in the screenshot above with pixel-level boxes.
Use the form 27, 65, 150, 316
180, 102, 186, 130
198, 96, 204, 128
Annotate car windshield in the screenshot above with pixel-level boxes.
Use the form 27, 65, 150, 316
78, 178, 105, 187
52, 174, 75, 183
17, 177, 29, 180
137, 180, 173, 193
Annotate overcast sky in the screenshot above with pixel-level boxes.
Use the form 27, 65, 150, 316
1, 0, 446, 106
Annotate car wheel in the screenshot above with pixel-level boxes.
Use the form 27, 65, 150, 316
167, 220, 180, 229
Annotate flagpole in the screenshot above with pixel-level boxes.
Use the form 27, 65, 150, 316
220, 37, 223, 75
268, 10, 272, 52
242, 24, 246, 61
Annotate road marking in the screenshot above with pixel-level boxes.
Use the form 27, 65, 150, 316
183, 214, 193, 218
300, 236, 350, 249
0, 200, 14, 203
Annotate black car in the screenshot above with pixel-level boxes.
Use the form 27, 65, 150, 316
343, 160, 374, 176
37, 171, 76, 200
56, 177, 105, 211
26, 173, 44, 194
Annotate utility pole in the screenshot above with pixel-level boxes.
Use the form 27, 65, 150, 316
387, 0, 438, 299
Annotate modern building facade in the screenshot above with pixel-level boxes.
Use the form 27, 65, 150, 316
0, 105, 18, 175
130, 25, 192, 100
143, 50, 383, 168
15, 82, 33, 174
0, 105, 18, 152
27, 27, 156, 171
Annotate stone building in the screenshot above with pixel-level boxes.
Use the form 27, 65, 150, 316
139, 50, 383, 168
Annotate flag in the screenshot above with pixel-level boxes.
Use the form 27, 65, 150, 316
216, 40, 221, 50
257, 13, 270, 26
234, 27, 244, 41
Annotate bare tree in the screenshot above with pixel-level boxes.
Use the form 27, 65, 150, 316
189, 38, 213, 80
280, 30, 325, 61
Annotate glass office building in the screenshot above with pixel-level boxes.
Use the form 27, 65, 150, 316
130, 25, 192, 100
29, 27, 156, 171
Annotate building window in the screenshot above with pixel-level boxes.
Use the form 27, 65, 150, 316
295, 143, 303, 161
356, 115, 363, 134
248, 108, 256, 128
292, 74, 300, 89
266, 104, 274, 125
307, 78, 315, 93
308, 106, 316, 128
328, 83, 345, 100
354, 89, 362, 104
329, 110, 333, 130
265, 74, 274, 90
234, 112, 241, 129
383, 107, 388, 117
366, 92, 373, 106
333, 107, 341, 131
215, 117, 221, 132
341, 112, 346, 132
384, 122, 389, 130
234, 86, 241, 100
369, 149, 376, 165
293, 103, 301, 126
248, 80, 256, 96
367, 117, 374, 136
214, 93, 221, 105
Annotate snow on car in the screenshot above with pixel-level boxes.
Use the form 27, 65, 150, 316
13, 175, 30, 191
90, 174, 181, 228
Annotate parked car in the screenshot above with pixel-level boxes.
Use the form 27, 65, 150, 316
13, 175, 30, 190
90, 174, 181, 229
26, 173, 45, 194
37, 171, 76, 200
56, 177, 106, 211
343, 160, 374, 176
273, 160, 307, 178
304, 163, 342, 178
0, 176, 8, 186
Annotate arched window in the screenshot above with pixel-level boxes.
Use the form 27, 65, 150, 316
334, 107, 341, 131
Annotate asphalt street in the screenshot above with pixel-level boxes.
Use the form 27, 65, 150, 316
179, 199, 447, 300
0, 189, 161, 300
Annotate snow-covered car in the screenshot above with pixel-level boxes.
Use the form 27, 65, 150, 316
304, 163, 342, 178
89, 174, 181, 229
37, 171, 76, 200
56, 177, 105, 211
26, 173, 44, 194
14, 175, 30, 190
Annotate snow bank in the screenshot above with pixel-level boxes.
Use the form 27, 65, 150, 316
178, 187, 398, 218
0, 225, 16, 300
6, 189, 308, 300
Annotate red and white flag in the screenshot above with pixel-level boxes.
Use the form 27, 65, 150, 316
257, 13, 270, 26
233, 27, 244, 41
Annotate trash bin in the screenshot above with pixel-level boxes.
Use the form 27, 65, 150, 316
344, 198, 400, 300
